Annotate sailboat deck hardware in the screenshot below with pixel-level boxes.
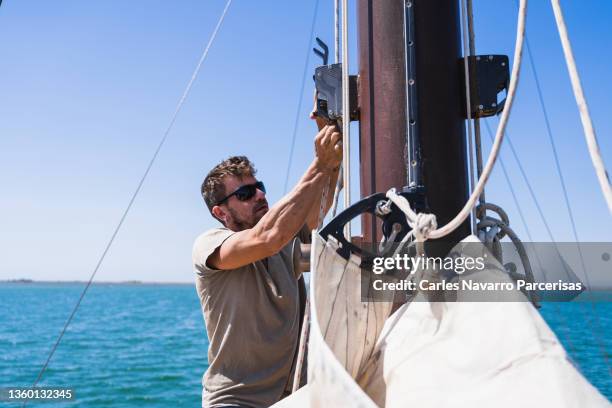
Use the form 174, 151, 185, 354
319, 188, 427, 263
461, 54, 510, 118
312, 37, 359, 122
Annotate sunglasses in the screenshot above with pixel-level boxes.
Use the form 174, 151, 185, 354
216, 181, 266, 205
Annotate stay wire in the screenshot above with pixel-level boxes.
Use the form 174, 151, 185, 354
282, 0, 321, 194
482, 120, 578, 357
484, 119, 610, 375
523, 33, 595, 288
515, 2, 610, 374
341, 0, 351, 239
283, 0, 321, 391
25, 0, 233, 398
509, 8, 608, 372
459, 0, 478, 233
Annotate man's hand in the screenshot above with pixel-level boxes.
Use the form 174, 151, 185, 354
314, 124, 343, 171
310, 90, 329, 131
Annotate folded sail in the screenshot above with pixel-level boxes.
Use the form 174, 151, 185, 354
274, 234, 610, 408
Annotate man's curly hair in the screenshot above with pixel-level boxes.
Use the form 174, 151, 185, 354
201, 156, 257, 213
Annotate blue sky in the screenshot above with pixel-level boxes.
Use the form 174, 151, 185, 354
0, 0, 610, 283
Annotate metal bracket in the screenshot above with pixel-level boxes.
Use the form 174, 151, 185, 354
462, 54, 510, 118
319, 187, 427, 263
403, 0, 422, 189
312, 37, 359, 122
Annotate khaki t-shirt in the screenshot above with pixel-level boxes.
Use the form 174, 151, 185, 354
193, 227, 310, 408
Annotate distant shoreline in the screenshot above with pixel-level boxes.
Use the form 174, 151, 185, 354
0, 279, 194, 285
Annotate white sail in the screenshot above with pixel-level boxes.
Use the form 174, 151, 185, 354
274, 234, 610, 407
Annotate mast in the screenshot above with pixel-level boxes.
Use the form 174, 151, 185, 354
357, 0, 471, 248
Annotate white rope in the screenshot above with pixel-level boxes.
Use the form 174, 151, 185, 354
341, 0, 351, 239
386, 189, 437, 242
550, 0, 612, 214
317, 181, 330, 229
387, 0, 527, 242
322, 0, 347, 220
330, 166, 343, 217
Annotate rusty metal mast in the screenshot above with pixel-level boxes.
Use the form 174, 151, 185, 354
357, 0, 471, 247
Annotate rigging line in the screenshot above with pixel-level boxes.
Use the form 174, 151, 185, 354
516, 5, 610, 373
334, 0, 340, 63
459, 0, 478, 233
322, 0, 347, 221
328, 0, 343, 221
523, 31, 594, 290
483, 122, 532, 242
341, 0, 350, 239
550, 0, 612, 213
510, 0, 594, 298
25, 0, 233, 397
482, 119, 578, 356
490, 120, 571, 284
466, 0, 486, 203
282, 0, 321, 194
485, 119, 610, 374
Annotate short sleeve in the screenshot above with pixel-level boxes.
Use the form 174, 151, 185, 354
192, 228, 235, 276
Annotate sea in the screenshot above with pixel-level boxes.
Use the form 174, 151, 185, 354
0, 282, 610, 407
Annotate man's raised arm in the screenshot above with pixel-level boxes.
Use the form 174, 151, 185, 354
208, 125, 342, 270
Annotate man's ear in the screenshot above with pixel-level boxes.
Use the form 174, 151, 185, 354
211, 205, 227, 225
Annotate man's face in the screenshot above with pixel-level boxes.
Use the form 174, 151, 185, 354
215, 174, 269, 231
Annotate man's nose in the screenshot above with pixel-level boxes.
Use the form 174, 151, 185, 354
254, 187, 266, 199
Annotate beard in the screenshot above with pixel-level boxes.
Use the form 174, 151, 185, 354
226, 199, 268, 231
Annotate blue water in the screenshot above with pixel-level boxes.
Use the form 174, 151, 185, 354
0, 283, 610, 407
1, 283, 207, 407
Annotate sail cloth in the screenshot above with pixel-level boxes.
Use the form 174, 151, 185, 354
273, 234, 610, 407
307, 232, 394, 407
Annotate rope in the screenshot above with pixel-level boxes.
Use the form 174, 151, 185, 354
520, 10, 611, 371
341, 0, 351, 239
550, 0, 612, 214
24, 0, 233, 399
521, 22, 596, 295
286, 1, 326, 393
315, 0, 346, 220
485, 120, 609, 373
483, 120, 581, 355
282, 0, 321, 194
386, 0, 527, 243
292, 2, 347, 372
466, 0, 485, 194
317, 181, 330, 229
385, 189, 437, 255
291, 177, 329, 392
292, 296, 310, 392
476, 213, 538, 304
330, 165, 343, 217
313, 0, 343, 219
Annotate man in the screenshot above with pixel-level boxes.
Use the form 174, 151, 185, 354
193, 124, 342, 408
